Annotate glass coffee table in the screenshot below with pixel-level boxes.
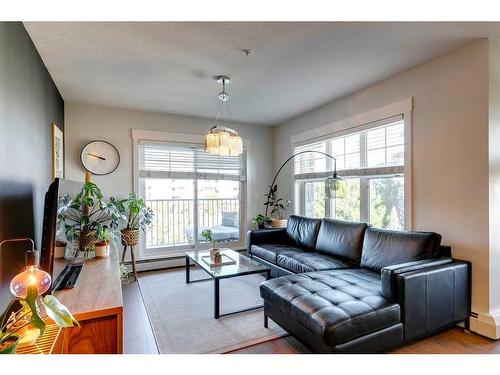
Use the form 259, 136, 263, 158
185, 248, 271, 319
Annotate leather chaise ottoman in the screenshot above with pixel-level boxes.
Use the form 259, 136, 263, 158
260, 269, 403, 353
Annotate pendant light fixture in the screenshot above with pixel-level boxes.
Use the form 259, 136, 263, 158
204, 76, 243, 156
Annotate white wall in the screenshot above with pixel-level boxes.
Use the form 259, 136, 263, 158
488, 38, 500, 337
275, 40, 492, 327
64, 102, 275, 231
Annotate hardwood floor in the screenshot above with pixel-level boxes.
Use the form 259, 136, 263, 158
122, 280, 158, 354
122, 272, 499, 354
230, 328, 500, 354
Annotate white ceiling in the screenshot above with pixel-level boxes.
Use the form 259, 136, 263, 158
24, 22, 500, 125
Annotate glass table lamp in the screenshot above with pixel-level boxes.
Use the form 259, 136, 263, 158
9, 251, 51, 298
0, 237, 52, 298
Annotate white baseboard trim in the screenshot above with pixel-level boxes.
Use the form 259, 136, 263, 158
470, 311, 500, 339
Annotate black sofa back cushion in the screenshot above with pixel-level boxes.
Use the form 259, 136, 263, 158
286, 215, 322, 251
315, 218, 368, 264
360, 227, 442, 272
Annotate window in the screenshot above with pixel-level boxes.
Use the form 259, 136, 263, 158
294, 116, 405, 230
138, 141, 246, 257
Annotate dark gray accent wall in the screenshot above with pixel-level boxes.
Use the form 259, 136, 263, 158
0, 22, 64, 311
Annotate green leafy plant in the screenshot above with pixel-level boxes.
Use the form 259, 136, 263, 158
111, 193, 154, 231
0, 286, 78, 354
201, 229, 216, 248
264, 184, 292, 219
58, 182, 124, 257
252, 214, 272, 229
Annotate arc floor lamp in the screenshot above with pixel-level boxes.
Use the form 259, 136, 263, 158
264, 150, 347, 217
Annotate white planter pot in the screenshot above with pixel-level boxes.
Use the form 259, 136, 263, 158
95, 245, 109, 258
55, 246, 66, 259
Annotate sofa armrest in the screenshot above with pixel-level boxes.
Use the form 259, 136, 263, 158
381, 258, 453, 299
392, 260, 471, 341
246, 228, 289, 252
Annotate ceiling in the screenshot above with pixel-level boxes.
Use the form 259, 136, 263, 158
24, 22, 500, 125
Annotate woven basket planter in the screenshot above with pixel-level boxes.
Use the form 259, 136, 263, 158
72, 230, 97, 257
121, 229, 139, 246
271, 219, 288, 228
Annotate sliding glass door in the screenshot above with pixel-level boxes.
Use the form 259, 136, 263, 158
138, 141, 246, 259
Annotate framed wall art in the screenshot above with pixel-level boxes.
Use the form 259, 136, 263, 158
52, 122, 64, 179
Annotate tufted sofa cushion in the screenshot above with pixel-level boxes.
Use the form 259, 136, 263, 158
260, 269, 401, 346
249, 244, 304, 264
276, 252, 354, 273
286, 215, 322, 251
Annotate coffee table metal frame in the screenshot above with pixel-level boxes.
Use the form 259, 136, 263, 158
185, 250, 271, 319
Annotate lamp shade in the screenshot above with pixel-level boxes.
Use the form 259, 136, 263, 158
324, 174, 347, 199
228, 134, 243, 156
204, 126, 243, 156
9, 251, 51, 298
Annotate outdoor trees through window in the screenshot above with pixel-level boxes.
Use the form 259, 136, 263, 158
294, 116, 405, 230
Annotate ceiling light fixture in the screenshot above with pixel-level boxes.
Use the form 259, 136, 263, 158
204, 76, 243, 156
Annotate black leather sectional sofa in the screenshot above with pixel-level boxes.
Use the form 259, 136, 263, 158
247, 215, 471, 353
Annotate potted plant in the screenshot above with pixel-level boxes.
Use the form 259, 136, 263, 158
54, 240, 67, 259
111, 193, 154, 247
201, 229, 221, 263
58, 182, 123, 258
264, 184, 292, 228
252, 214, 272, 229
0, 286, 78, 354
95, 227, 111, 258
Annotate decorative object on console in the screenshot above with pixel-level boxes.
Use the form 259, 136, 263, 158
52, 123, 64, 179
204, 75, 243, 156
264, 150, 347, 226
201, 229, 221, 263
58, 180, 123, 258
252, 214, 272, 229
95, 228, 111, 258
80, 140, 120, 175
0, 238, 78, 354
112, 192, 154, 280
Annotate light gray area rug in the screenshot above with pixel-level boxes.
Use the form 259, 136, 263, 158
138, 267, 287, 354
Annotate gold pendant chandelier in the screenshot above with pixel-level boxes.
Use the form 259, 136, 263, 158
204, 76, 243, 156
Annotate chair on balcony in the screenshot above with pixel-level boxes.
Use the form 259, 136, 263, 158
185, 211, 239, 245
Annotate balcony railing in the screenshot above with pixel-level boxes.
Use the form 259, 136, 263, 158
146, 198, 239, 248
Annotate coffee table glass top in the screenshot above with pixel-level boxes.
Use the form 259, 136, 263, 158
185, 248, 268, 278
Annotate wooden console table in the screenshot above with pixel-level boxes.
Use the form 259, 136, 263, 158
52, 246, 123, 354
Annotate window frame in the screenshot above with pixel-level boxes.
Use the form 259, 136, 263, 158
291, 98, 412, 230
132, 130, 247, 260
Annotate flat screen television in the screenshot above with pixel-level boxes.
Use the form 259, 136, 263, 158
40, 178, 85, 292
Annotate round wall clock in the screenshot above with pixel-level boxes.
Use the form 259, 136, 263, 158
80, 140, 120, 175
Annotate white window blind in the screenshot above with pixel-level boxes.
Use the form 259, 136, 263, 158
294, 116, 404, 179
139, 141, 247, 181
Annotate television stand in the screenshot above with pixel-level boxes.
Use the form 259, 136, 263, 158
51, 249, 123, 353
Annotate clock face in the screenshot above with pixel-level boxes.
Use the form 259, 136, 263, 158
80, 141, 120, 175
